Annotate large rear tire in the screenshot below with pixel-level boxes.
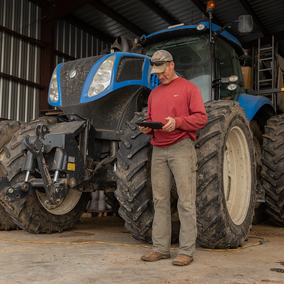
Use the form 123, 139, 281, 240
0, 117, 90, 233
261, 114, 284, 226
0, 120, 24, 230
195, 101, 256, 248
115, 101, 256, 249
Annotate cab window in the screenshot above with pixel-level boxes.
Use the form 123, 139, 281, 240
216, 38, 244, 100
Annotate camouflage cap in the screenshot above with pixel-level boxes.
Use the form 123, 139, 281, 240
150, 50, 173, 74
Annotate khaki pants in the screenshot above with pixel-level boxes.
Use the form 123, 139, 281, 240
151, 138, 197, 256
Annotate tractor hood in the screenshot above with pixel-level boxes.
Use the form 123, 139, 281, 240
48, 53, 157, 107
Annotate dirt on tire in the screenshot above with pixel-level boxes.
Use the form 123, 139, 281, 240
115, 101, 256, 249
0, 120, 25, 231
114, 108, 154, 242
114, 108, 180, 243
0, 117, 90, 233
261, 114, 284, 227
195, 100, 256, 248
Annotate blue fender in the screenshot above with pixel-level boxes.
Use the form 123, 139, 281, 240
237, 93, 275, 121
48, 52, 159, 107
80, 52, 156, 104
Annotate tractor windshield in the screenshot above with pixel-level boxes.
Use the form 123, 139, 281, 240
144, 35, 211, 102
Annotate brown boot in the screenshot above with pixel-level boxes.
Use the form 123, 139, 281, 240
172, 254, 193, 266
141, 251, 171, 262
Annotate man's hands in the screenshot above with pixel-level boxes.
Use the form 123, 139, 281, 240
139, 117, 176, 133
162, 117, 176, 132
139, 126, 152, 134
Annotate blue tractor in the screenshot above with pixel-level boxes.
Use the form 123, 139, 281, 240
0, 7, 281, 249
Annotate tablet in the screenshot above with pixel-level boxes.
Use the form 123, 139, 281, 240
136, 121, 165, 129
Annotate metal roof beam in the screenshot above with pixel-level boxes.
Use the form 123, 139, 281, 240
238, 0, 269, 37
29, 1, 113, 45
138, 0, 177, 25
64, 14, 115, 44
191, 0, 223, 27
42, 0, 97, 20
90, 0, 146, 36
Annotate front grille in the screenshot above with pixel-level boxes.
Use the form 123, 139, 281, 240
60, 55, 104, 105
115, 56, 144, 83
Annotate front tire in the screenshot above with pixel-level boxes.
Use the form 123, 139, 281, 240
0, 120, 24, 230
114, 109, 153, 241
114, 108, 180, 243
1, 117, 90, 233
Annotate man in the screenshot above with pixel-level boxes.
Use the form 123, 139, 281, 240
139, 50, 207, 266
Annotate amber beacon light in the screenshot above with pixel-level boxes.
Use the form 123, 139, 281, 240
206, 1, 215, 13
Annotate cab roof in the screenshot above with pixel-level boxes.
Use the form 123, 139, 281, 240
142, 22, 244, 56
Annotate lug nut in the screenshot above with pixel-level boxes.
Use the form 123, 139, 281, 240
22, 183, 29, 192
8, 188, 14, 194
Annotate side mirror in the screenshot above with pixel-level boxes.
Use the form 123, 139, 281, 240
238, 15, 253, 34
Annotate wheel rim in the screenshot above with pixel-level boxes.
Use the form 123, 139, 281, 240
223, 126, 251, 225
36, 189, 82, 215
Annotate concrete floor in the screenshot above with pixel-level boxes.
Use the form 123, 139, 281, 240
0, 216, 283, 284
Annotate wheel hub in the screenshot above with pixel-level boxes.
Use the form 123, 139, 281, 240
36, 188, 82, 215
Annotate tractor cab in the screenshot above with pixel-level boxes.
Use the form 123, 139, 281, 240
142, 31, 245, 102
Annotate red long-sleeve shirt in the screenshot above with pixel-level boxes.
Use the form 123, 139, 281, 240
147, 76, 207, 148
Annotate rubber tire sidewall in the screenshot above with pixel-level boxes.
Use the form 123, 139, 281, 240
196, 101, 256, 248
261, 114, 284, 226
0, 120, 24, 230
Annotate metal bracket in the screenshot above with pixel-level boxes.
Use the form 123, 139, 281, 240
1, 121, 89, 205
21, 125, 70, 205
22, 125, 57, 204
0, 175, 68, 204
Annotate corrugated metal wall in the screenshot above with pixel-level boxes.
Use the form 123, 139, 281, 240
0, 0, 109, 122
55, 19, 109, 66
0, 0, 41, 122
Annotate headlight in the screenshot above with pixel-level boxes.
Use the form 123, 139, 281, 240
229, 75, 238, 82
88, 55, 115, 97
49, 68, 59, 103
227, 83, 237, 91
196, 24, 206, 31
